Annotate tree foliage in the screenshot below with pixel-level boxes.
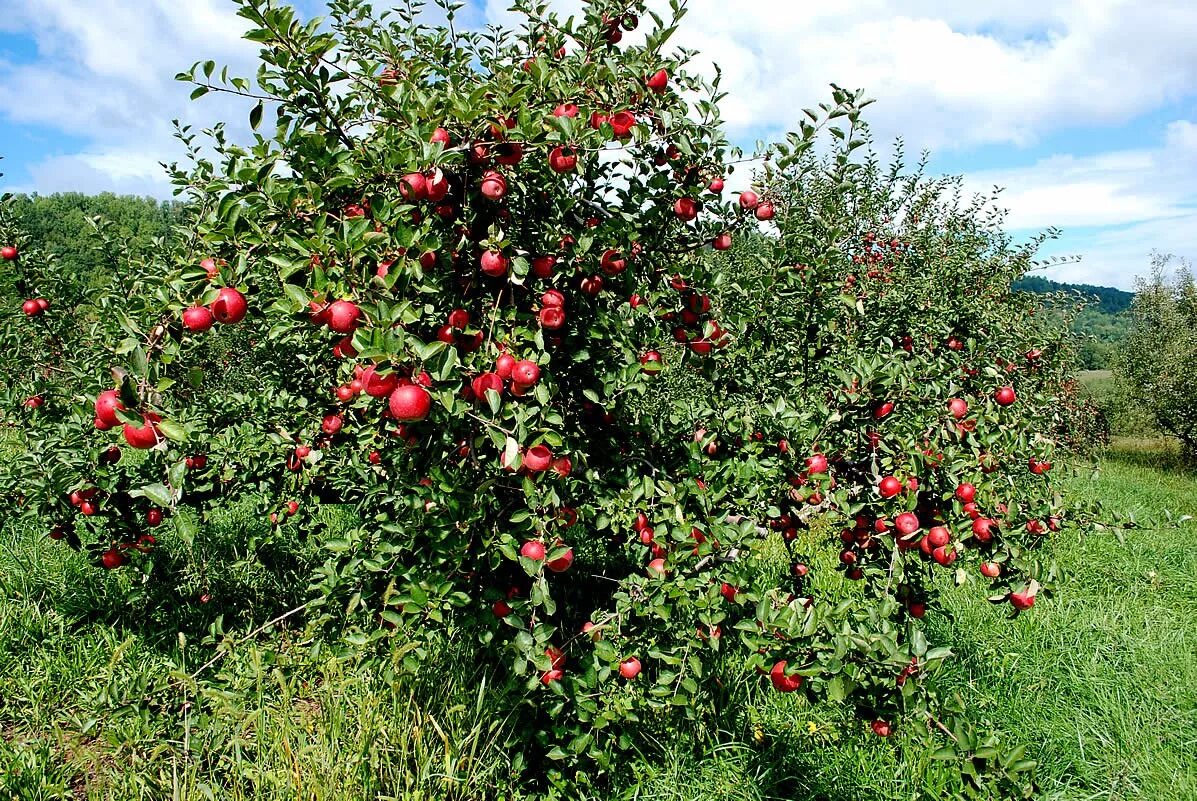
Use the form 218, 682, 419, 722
1117, 253, 1197, 454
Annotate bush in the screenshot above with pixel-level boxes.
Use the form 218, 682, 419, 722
0, 0, 1098, 796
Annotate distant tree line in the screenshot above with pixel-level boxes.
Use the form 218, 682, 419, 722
1014, 276, 1132, 370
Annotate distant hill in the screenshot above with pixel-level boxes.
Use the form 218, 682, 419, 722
1013, 276, 1133, 370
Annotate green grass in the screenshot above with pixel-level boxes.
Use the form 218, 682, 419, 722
2, 451, 1196, 800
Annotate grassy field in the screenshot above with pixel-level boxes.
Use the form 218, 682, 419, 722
1, 441, 1195, 800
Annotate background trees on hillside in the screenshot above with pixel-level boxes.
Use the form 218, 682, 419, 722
1117, 254, 1197, 456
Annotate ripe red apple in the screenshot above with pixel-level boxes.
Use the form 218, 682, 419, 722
738, 190, 759, 211
673, 196, 698, 221
471, 372, 503, 400
805, 453, 829, 475
547, 546, 574, 572
608, 110, 636, 138
926, 526, 950, 548
480, 249, 509, 277
599, 249, 626, 275
894, 512, 920, 536
948, 398, 968, 419
123, 413, 162, 449
1, 245, 18, 261
754, 202, 775, 221
23, 395, 44, 409
980, 561, 1001, 578
646, 68, 668, 93
538, 305, 565, 330
321, 414, 343, 435
520, 540, 546, 561
399, 172, 428, 201
523, 445, 553, 473
146, 508, 163, 527
512, 360, 540, 386
1010, 586, 1036, 610
210, 287, 248, 324
541, 289, 565, 308
389, 384, 431, 422
360, 366, 398, 399
647, 557, 666, 577
101, 549, 125, 570
708, 177, 724, 193
495, 353, 517, 380
548, 146, 577, 173
183, 305, 214, 332
531, 255, 557, 279
874, 400, 895, 419
492, 599, 512, 617
955, 482, 976, 503
552, 103, 579, 118
871, 719, 892, 737
479, 170, 507, 201
994, 385, 1017, 406
22, 298, 43, 316
971, 517, 996, 543
325, 300, 361, 334
878, 476, 902, 498
712, 232, 732, 250
770, 660, 802, 692
639, 350, 663, 374
430, 127, 450, 146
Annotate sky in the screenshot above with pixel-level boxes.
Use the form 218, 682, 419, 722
1, 0, 1195, 290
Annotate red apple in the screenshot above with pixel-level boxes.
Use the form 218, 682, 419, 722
738, 190, 759, 210
548, 146, 577, 173
183, 305, 214, 332
971, 517, 996, 543
754, 202, 775, 221
479, 170, 507, 201
538, 306, 565, 330
955, 482, 976, 503
871, 719, 892, 737
980, 561, 1001, 578
673, 197, 698, 221
430, 127, 450, 146
495, 353, 516, 380
805, 453, 829, 474
608, 110, 636, 138
878, 475, 902, 498
480, 249, 509, 277
1, 245, 18, 261
646, 68, 668, 93
147, 508, 163, 527
712, 232, 732, 250
894, 512, 920, 536
770, 660, 802, 692
520, 540, 546, 561
389, 384, 431, 422
994, 385, 1016, 406
512, 360, 540, 386
101, 549, 125, 570
948, 398, 968, 419
619, 656, 643, 679
122, 413, 162, 449
523, 445, 553, 472
210, 287, 248, 324
399, 172, 427, 201
547, 546, 574, 572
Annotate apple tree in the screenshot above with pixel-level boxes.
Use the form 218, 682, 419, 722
0, 0, 1096, 796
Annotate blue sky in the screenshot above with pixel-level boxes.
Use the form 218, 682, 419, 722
2, 0, 1196, 290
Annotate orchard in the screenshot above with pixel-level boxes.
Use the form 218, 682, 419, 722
0, 0, 1099, 797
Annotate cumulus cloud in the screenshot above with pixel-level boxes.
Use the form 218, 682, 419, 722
0, 0, 263, 195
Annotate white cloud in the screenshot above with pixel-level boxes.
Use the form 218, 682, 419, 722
0, 0, 262, 195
